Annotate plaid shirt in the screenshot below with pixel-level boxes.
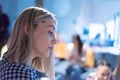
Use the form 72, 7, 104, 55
0, 57, 44, 80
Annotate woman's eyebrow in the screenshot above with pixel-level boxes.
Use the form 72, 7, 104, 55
48, 25, 55, 30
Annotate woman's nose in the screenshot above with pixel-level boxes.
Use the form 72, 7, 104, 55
52, 37, 56, 44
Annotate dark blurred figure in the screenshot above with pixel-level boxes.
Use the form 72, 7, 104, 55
0, 5, 9, 54
105, 34, 114, 46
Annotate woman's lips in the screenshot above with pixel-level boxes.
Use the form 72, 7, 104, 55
48, 47, 53, 50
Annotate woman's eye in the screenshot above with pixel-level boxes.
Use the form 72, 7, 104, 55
48, 31, 53, 36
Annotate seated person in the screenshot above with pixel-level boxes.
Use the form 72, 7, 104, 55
87, 60, 112, 80
65, 34, 87, 80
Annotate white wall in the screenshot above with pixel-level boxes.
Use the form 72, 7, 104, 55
78, 0, 120, 24
91, 0, 120, 23
43, 0, 120, 42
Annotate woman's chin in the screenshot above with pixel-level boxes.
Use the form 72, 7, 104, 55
44, 52, 50, 58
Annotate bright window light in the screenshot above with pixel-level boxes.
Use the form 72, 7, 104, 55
88, 23, 105, 39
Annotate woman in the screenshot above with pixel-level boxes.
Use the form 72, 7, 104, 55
87, 60, 112, 80
68, 34, 86, 67
65, 34, 86, 80
0, 6, 57, 80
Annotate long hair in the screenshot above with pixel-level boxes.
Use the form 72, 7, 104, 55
73, 34, 83, 56
4, 7, 56, 80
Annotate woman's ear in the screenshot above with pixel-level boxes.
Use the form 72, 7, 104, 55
24, 23, 29, 35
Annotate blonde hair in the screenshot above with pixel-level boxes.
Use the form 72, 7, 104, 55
5, 7, 56, 80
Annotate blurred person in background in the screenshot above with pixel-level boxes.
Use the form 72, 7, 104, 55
65, 34, 87, 80
0, 6, 57, 80
0, 5, 9, 57
105, 34, 114, 46
87, 60, 112, 80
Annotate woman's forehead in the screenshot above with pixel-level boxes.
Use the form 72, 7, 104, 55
42, 19, 56, 29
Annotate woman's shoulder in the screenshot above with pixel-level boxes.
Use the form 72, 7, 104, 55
0, 58, 39, 80
0, 57, 35, 71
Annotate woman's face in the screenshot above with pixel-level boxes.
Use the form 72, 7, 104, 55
73, 36, 78, 46
97, 66, 111, 80
32, 19, 56, 58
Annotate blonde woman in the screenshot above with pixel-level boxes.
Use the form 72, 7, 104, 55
0, 6, 57, 80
